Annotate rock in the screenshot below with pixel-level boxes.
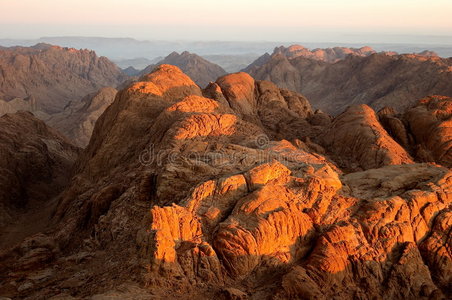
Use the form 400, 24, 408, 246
321, 104, 413, 170
271, 45, 376, 62
216, 72, 257, 120
45, 87, 118, 147
245, 50, 452, 115
218, 287, 248, 300
140, 51, 227, 88
1, 65, 450, 300
404, 95, 452, 167
0, 44, 127, 114
0, 96, 38, 116
378, 106, 411, 148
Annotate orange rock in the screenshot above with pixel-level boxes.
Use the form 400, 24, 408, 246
404, 95, 452, 167
322, 104, 413, 171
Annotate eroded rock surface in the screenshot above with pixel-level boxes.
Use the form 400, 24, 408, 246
0, 66, 450, 300
321, 104, 413, 171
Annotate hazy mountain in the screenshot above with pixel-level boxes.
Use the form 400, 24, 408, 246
202, 53, 260, 72
2, 36, 451, 60
0, 43, 127, 114
245, 48, 452, 114
122, 66, 141, 76
112, 57, 160, 69
141, 51, 227, 87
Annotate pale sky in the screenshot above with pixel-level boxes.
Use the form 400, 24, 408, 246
1, 0, 451, 41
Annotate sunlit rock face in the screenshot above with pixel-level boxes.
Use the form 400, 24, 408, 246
0, 65, 450, 300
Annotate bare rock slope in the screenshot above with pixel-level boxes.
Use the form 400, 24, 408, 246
0, 66, 450, 300
0, 43, 127, 114
45, 87, 118, 147
245, 49, 452, 115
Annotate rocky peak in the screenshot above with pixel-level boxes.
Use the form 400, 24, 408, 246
140, 51, 227, 88
0, 44, 128, 114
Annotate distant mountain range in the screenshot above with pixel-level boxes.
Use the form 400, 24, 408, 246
1, 36, 451, 72
245, 45, 452, 114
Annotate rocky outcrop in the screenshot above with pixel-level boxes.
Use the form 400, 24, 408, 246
211, 72, 322, 141
0, 43, 127, 114
243, 54, 302, 93
141, 51, 227, 87
45, 87, 118, 147
403, 95, 452, 167
245, 50, 452, 115
0, 66, 450, 300
321, 104, 413, 171
377, 95, 452, 168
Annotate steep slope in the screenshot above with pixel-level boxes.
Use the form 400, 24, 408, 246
45, 87, 118, 147
245, 51, 452, 115
0, 43, 127, 114
141, 51, 227, 87
0, 66, 450, 300
0, 111, 79, 245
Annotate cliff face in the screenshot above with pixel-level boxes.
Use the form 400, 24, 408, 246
0, 43, 127, 114
141, 51, 227, 87
245, 50, 452, 115
0, 66, 450, 300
